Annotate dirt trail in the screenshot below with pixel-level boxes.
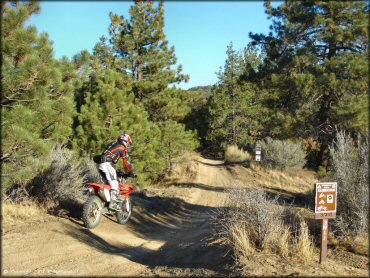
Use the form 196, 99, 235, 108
2, 156, 368, 276
2, 156, 234, 276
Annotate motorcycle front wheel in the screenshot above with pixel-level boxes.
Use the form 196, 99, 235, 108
116, 196, 132, 225
82, 195, 103, 229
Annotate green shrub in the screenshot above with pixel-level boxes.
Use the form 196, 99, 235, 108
224, 145, 251, 164
260, 138, 306, 170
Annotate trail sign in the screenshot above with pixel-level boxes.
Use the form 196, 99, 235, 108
314, 182, 337, 264
315, 182, 337, 219
255, 141, 262, 161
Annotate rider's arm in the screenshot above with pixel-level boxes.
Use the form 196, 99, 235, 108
122, 152, 136, 177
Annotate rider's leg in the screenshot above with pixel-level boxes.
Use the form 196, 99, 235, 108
98, 163, 120, 208
97, 163, 110, 185
98, 162, 118, 187
104, 163, 119, 200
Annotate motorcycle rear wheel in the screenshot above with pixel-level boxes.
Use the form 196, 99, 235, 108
82, 195, 104, 229
116, 197, 132, 224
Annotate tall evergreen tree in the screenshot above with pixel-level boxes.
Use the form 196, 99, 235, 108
73, 69, 166, 184
108, 1, 188, 106
250, 0, 369, 167
206, 43, 264, 152
1, 1, 76, 189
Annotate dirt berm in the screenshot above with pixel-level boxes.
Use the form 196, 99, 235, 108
2, 156, 368, 276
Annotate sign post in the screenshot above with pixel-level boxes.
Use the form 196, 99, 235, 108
314, 182, 337, 263
255, 141, 262, 161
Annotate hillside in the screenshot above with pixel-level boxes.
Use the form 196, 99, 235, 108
2, 155, 368, 276
187, 85, 214, 98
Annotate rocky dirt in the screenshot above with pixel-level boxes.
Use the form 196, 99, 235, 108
2, 156, 368, 276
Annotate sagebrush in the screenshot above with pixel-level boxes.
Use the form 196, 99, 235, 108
330, 130, 369, 236
31, 144, 88, 206
214, 187, 315, 273
227, 187, 281, 249
260, 138, 306, 170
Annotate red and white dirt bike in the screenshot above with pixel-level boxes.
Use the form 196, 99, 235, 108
82, 171, 135, 229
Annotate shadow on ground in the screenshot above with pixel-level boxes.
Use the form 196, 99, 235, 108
261, 185, 313, 209
195, 160, 226, 168
162, 181, 225, 193
64, 193, 233, 275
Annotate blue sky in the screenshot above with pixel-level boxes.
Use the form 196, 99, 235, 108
28, 1, 277, 89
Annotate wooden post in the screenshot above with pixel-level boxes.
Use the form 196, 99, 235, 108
320, 218, 328, 263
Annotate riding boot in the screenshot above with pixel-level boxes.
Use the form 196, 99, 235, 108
109, 189, 120, 211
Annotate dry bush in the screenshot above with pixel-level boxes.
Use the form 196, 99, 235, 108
214, 187, 315, 271
227, 187, 282, 249
330, 130, 369, 237
2, 200, 46, 224
224, 145, 251, 164
4, 184, 33, 203
260, 138, 306, 170
30, 144, 86, 207
81, 158, 101, 183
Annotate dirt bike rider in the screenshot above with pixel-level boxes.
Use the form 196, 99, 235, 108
94, 133, 137, 210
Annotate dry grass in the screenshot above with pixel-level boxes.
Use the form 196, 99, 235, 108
2, 200, 46, 224
233, 163, 317, 197
224, 145, 251, 164
265, 221, 290, 258
276, 228, 291, 258
351, 234, 369, 255
169, 152, 199, 180
229, 223, 255, 262
293, 221, 315, 264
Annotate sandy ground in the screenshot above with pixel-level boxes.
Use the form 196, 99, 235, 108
2, 156, 368, 276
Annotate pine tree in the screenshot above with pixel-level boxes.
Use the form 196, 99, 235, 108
107, 0, 189, 119
182, 88, 209, 145
159, 120, 199, 174
1, 2, 76, 189
146, 87, 204, 122
108, 1, 188, 96
250, 0, 369, 167
206, 43, 264, 152
73, 69, 166, 184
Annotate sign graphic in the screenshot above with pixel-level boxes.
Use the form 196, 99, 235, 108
315, 182, 337, 219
